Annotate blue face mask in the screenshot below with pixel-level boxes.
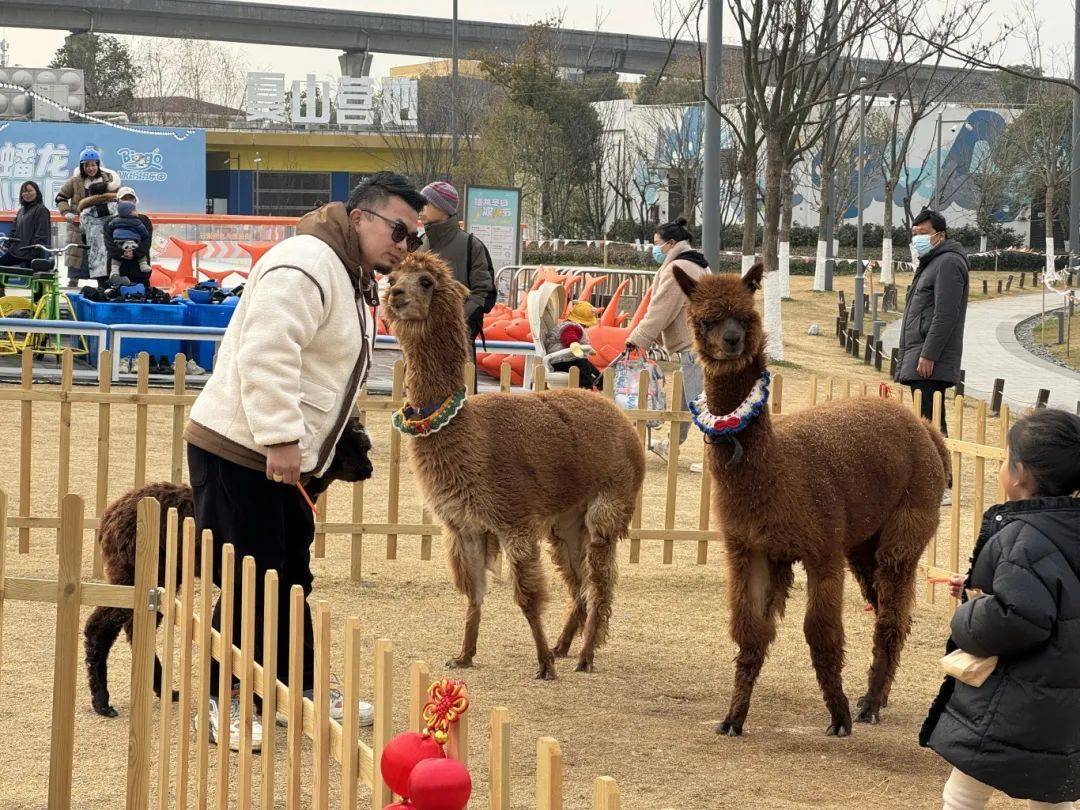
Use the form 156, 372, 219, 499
652, 244, 666, 264
911, 234, 935, 257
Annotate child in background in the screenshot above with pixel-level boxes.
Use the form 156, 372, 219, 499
542, 300, 602, 390
920, 409, 1080, 810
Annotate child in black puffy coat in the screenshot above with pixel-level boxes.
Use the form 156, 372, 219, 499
920, 409, 1080, 809
104, 187, 153, 286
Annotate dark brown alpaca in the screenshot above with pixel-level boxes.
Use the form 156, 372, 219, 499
672, 263, 949, 737
84, 420, 373, 717
382, 252, 644, 679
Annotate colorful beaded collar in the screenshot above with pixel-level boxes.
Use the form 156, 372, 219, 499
392, 387, 467, 437
688, 370, 771, 440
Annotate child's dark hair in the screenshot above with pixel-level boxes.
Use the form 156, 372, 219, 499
656, 217, 693, 244
1007, 409, 1080, 496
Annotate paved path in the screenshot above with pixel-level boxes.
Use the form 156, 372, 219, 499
882, 292, 1080, 411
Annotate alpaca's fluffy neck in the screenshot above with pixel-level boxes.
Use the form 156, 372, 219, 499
702, 354, 775, 470
397, 313, 470, 412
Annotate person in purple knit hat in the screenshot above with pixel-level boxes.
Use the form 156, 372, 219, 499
418, 181, 495, 386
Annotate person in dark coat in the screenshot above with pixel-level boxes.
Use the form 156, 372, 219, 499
895, 208, 969, 437
920, 408, 1080, 809
1, 180, 51, 268
104, 186, 153, 286
417, 181, 495, 384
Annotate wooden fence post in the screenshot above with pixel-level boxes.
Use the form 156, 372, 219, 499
94, 349, 114, 577
134, 354, 150, 488
157, 510, 180, 810
990, 379, 1004, 417
771, 373, 783, 415
629, 369, 648, 565
260, 571, 280, 810
127, 496, 161, 810
592, 777, 621, 810
536, 738, 563, 810
19, 348, 32, 554
372, 639, 394, 809
47, 493, 84, 810
239, 557, 259, 808
341, 616, 363, 810
874, 340, 883, 371
172, 355, 187, 483
662, 372, 683, 565
490, 707, 511, 810
0, 490, 6, 677
56, 350, 73, 552
409, 661, 432, 733
216, 543, 236, 808
386, 362, 405, 561
313, 601, 332, 810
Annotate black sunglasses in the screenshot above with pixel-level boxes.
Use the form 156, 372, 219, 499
361, 208, 422, 252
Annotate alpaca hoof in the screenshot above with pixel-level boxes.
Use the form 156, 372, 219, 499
715, 720, 743, 737
535, 660, 557, 681
826, 720, 852, 737
93, 701, 119, 718
856, 696, 881, 724
446, 657, 474, 670
574, 657, 595, 673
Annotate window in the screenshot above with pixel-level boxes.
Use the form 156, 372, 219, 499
252, 171, 332, 217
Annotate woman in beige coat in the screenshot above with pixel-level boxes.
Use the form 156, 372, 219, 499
54, 147, 121, 284
626, 217, 710, 465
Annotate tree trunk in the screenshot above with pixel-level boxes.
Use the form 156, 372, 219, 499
740, 142, 758, 273
1045, 183, 1056, 277
762, 133, 785, 360
779, 165, 793, 299
881, 178, 896, 286
813, 145, 832, 291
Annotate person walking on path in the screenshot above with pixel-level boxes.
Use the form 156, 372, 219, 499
895, 208, 969, 437
920, 408, 1080, 810
625, 217, 710, 471
418, 181, 495, 381
184, 172, 426, 751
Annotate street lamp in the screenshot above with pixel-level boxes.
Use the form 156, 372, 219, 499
932, 112, 972, 209
450, 0, 459, 166
853, 78, 868, 335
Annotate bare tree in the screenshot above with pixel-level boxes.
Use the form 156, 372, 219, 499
132, 37, 248, 126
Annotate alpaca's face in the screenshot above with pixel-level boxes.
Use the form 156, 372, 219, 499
382, 252, 467, 325
671, 264, 766, 373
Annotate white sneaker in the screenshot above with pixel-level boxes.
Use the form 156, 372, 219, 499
690, 462, 704, 474
185, 358, 206, 376
941, 491, 953, 507
649, 439, 669, 461
276, 688, 375, 728
205, 696, 263, 752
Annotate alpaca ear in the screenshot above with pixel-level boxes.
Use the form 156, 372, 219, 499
671, 266, 699, 298
742, 262, 764, 293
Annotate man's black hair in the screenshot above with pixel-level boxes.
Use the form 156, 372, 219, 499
345, 171, 427, 214
913, 208, 947, 235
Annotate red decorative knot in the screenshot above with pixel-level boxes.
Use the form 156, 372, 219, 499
422, 679, 469, 745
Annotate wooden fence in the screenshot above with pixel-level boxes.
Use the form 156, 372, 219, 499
0, 490, 647, 808
0, 348, 1011, 595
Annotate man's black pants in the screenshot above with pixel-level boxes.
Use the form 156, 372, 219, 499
188, 444, 315, 699
906, 379, 950, 437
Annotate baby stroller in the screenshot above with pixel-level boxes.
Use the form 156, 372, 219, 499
526, 281, 597, 389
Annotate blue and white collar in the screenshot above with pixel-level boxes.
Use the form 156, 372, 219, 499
689, 371, 771, 440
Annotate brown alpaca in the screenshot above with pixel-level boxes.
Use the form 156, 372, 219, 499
382, 252, 645, 679
84, 420, 374, 717
672, 263, 949, 737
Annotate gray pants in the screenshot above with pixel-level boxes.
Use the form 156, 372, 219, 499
81, 204, 116, 279
677, 350, 704, 444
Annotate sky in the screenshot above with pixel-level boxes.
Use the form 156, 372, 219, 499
0, 0, 1076, 85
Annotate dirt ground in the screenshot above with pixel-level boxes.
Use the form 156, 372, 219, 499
0, 271, 1022, 808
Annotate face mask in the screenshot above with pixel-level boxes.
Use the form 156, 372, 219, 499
652, 244, 665, 264
911, 234, 935, 258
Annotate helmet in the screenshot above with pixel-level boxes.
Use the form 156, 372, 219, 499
78, 147, 101, 164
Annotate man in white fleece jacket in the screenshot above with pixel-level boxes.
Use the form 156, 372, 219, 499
184, 172, 426, 750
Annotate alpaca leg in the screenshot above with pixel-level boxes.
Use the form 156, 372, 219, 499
803, 565, 852, 736
504, 532, 555, 680
846, 534, 881, 611
857, 542, 921, 724
574, 501, 626, 678
547, 521, 586, 658
445, 528, 489, 669
718, 550, 791, 736
84, 606, 130, 717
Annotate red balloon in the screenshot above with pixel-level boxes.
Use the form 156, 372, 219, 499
407, 758, 472, 810
380, 732, 445, 798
